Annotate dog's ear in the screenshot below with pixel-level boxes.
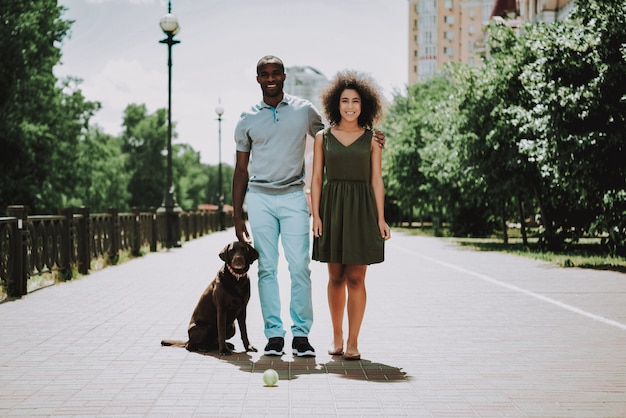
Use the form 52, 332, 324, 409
247, 244, 259, 263
219, 243, 232, 262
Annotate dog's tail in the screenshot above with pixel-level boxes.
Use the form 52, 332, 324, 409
160, 339, 187, 348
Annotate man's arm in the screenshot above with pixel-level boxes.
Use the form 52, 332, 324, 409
232, 150, 251, 243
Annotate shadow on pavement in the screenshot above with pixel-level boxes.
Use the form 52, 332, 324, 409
198, 351, 410, 382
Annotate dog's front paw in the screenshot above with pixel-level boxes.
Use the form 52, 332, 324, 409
219, 346, 233, 356
246, 344, 258, 353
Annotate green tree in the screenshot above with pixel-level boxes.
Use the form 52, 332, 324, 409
173, 144, 209, 210
452, 22, 541, 241
0, 1, 98, 213
383, 0, 626, 251
73, 127, 130, 212
382, 76, 457, 228
516, 0, 626, 251
121, 104, 168, 210
203, 163, 234, 208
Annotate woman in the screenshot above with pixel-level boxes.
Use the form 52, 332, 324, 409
311, 70, 391, 360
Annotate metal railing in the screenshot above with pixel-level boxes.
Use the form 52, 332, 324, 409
0, 205, 233, 299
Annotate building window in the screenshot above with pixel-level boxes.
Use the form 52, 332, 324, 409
445, 0, 453, 9
444, 15, 454, 24
468, 24, 475, 35
444, 31, 454, 40
444, 46, 453, 56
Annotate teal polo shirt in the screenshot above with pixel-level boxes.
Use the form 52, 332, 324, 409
235, 93, 324, 195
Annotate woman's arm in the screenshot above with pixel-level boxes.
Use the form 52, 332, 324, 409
311, 130, 325, 238
371, 139, 391, 240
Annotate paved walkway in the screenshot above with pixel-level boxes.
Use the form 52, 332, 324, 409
1, 229, 625, 417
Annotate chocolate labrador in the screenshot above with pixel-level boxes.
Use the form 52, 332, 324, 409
161, 241, 259, 355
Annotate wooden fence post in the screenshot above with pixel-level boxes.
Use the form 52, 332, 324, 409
76, 206, 91, 275
108, 207, 119, 264
149, 207, 157, 252
131, 207, 141, 257
6, 205, 28, 297
58, 207, 73, 281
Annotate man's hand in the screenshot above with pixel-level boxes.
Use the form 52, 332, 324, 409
234, 218, 251, 243
373, 130, 386, 149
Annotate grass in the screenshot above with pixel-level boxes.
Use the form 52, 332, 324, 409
395, 226, 626, 272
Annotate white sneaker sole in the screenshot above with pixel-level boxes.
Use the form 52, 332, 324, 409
292, 349, 315, 357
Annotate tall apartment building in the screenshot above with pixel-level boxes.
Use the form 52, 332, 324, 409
408, 0, 496, 84
408, 0, 576, 84
491, 0, 574, 24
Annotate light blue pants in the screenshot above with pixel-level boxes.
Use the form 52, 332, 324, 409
246, 191, 313, 339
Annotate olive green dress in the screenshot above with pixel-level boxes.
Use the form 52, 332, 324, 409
312, 128, 385, 265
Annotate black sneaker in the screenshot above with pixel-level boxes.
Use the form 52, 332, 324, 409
264, 337, 284, 356
292, 336, 316, 357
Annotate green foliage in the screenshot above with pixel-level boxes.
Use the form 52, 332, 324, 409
122, 104, 168, 210
173, 144, 232, 211
0, 0, 97, 213
382, 75, 460, 223
515, 1, 626, 251
0, 2, 238, 217
73, 128, 130, 212
383, 0, 626, 252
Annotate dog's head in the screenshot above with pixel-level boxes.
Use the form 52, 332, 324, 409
219, 241, 259, 274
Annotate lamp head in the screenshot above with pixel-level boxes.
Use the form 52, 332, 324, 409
160, 13, 180, 35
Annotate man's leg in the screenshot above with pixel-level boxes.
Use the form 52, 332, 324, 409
278, 191, 313, 337
246, 193, 284, 340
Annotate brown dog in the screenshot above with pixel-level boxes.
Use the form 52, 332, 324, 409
161, 242, 259, 355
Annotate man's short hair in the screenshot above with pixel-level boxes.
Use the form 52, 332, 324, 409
256, 55, 284, 75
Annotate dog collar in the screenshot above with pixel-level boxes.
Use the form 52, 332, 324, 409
226, 264, 247, 280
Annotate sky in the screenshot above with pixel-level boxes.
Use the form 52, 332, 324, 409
55, 0, 409, 166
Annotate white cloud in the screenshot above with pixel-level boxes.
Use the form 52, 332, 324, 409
82, 59, 164, 134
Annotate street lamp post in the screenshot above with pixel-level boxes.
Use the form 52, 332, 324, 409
215, 103, 225, 231
157, 0, 182, 248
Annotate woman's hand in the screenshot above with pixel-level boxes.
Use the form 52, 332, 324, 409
312, 216, 323, 238
379, 220, 391, 240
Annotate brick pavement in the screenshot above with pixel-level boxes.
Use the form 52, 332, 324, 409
1, 229, 625, 417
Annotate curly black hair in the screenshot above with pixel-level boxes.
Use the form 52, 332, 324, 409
320, 70, 384, 128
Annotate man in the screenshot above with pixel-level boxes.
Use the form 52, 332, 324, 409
232, 55, 384, 357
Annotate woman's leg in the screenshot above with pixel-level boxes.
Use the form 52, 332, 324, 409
327, 263, 346, 354
344, 264, 368, 358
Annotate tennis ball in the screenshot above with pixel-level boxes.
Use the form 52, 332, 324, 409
263, 368, 279, 386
